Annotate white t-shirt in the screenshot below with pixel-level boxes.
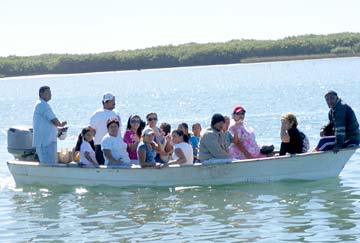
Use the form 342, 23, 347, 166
172, 142, 194, 165
101, 134, 130, 166
80, 140, 96, 167
33, 98, 57, 147
89, 108, 121, 145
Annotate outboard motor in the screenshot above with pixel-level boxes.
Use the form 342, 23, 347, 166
7, 125, 37, 160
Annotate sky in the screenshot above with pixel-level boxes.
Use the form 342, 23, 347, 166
1, 0, 360, 57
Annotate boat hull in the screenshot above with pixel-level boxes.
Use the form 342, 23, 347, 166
6, 147, 358, 187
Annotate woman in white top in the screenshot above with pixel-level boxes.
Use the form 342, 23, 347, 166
77, 127, 99, 167
168, 130, 194, 166
101, 118, 131, 167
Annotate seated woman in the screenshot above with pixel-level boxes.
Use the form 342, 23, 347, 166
123, 114, 145, 161
280, 113, 307, 155
77, 127, 99, 167
101, 118, 131, 167
168, 130, 194, 166
178, 122, 190, 137
228, 105, 265, 160
137, 128, 165, 168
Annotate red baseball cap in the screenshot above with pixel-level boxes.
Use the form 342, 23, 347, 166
233, 105, 246, 114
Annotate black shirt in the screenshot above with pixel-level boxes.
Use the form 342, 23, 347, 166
280, 127, 303, 156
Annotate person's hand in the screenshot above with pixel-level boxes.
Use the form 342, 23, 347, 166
332, 147, 340, 154
165, 134, 171, 143
131, 134, 140, 143
154, 162, 165, 169
234, 121, 241, 129
244, 151, 253, 159
320, 130, 325, 137
61, 121, 67, 127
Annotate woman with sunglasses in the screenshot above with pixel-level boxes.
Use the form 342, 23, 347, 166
123, 114, 145, 160
228, 105, 264, 160
145, 112, 170, 162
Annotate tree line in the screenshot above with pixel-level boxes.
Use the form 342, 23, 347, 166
1, 32, 360, 78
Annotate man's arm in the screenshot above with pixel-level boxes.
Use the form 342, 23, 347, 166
51, 118, 67, 127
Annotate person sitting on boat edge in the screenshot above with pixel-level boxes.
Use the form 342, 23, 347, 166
280, 113, 309, 156
33, 86, 67, 164
89, 92, 121, 165
137, 128, 165, 169
189, 122, 202, 162
168, 130, 194, 166
228, 106, 265, 160
198, 113, 231, 162
123, 114, 145, 161
101, 118, 131, 167
315, 90, 359, 152
77, 127, 99, 167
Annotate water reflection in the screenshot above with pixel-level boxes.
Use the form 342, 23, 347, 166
5, 178, 360, 242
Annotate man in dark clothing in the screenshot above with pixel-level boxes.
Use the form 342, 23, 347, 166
318, 90, 360, 152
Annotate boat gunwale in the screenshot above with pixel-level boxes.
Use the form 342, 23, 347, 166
7, 146, 359, 170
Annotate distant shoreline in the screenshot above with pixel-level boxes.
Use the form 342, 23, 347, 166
1, 54, 359, 80
1, 32, 360, 78
239, 53, 360, 64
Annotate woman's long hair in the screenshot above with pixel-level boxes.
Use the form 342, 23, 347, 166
126, 114, 145, 137
172, 129, 189, 143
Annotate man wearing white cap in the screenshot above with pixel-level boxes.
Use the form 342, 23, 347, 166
89, 92, 121, 165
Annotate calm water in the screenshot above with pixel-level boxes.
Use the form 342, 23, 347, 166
1, 57, 360, 242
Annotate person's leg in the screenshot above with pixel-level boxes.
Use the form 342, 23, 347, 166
316, 136, 335, 151
343, 139, 360, 148
36, 146, 47, 164
95, 145, 105, 165
48, 142, 58, 164
36, 142, 57, 164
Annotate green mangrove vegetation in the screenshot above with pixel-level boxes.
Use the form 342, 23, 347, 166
1, 32, 360, 78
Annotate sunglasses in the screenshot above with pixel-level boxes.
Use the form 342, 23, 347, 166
235, 111, 245, 115
147, 117, 158, 121
130, 119, 140, 124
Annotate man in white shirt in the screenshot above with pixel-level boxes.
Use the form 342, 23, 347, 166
89, 92, 121, 165
33, 86, 67, 164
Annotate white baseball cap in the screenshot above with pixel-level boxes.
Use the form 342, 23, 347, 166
102, 92, 115, 102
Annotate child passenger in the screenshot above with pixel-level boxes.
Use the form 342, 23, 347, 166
189, 123, 202, 162
101, 118, 131, 167
76, 127, 99, 167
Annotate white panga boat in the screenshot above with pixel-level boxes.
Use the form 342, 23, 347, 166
7, 147, 359, 187
6, 126, 359, 187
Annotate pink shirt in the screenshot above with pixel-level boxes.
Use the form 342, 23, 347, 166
228, 122, 265, 160
123, 130, 139, 160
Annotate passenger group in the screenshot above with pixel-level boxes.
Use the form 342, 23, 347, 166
33, 86, 360, 167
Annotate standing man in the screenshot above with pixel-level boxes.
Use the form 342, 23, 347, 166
33, 86, 67, 164
89, 92, 121, 165
198, 113, 230, 162
319, 90, 360, 152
